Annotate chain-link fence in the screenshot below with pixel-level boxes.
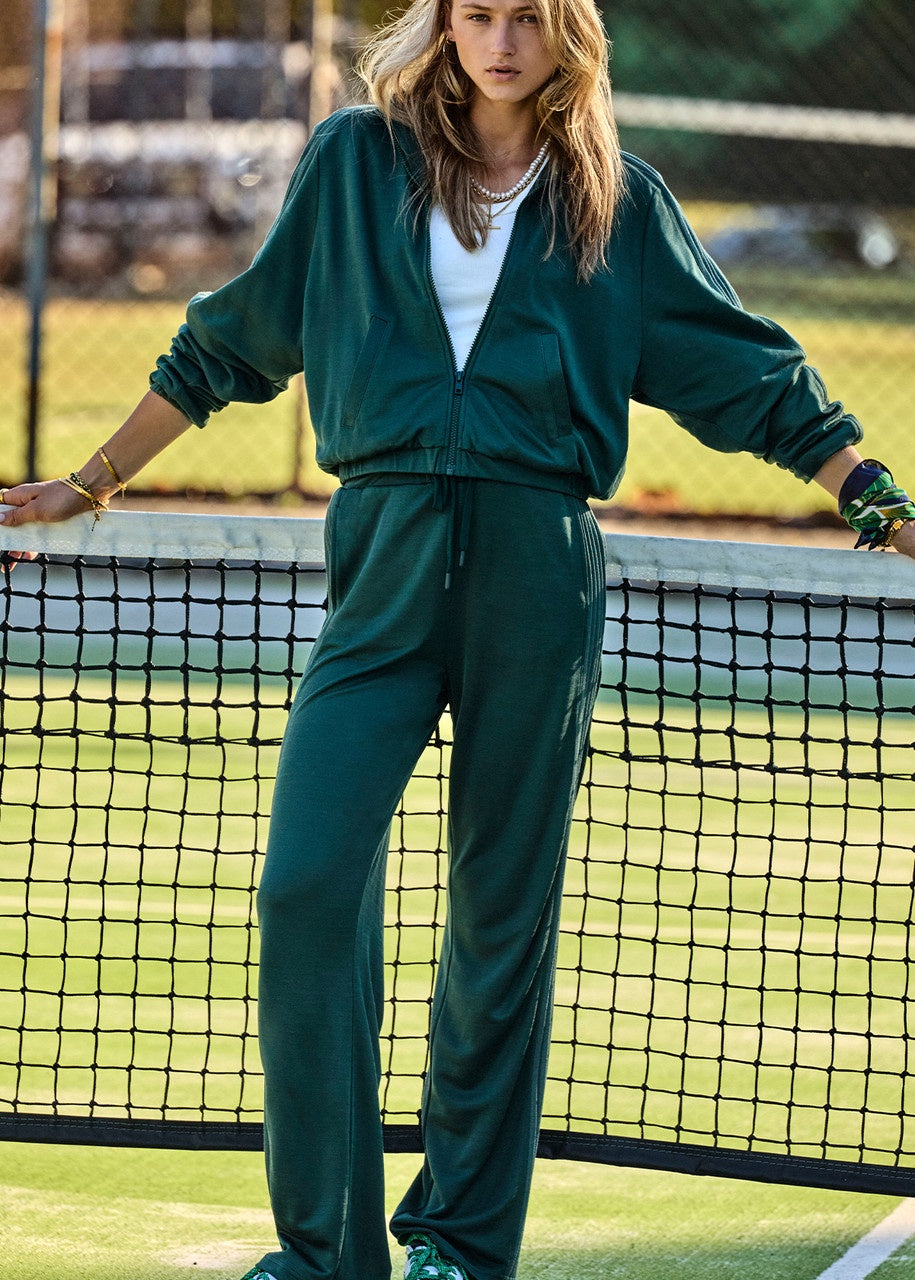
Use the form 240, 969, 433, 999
1, 0, 912, 514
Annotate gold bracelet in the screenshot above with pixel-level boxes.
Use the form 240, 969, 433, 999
881, 518, 908, 549
97, 446, 127, 494
57, 474, 109, 527
59, 472, 97, 505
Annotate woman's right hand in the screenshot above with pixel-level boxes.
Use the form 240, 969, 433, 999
1, 392, 191, 570
0, 480, 90, 570
0, 479, 90, 529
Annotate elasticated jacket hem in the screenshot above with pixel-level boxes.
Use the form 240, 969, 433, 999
337, 448, 591, 500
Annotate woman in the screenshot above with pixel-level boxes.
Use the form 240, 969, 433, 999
2, 0, 913, 1277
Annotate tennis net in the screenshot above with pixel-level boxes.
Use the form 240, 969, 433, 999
1, 509, 914, 1195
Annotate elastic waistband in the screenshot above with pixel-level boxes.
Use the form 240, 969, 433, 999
340, 465, 590, 503
341, 474, 433, 489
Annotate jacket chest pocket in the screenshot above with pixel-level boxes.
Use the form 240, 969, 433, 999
342, 314, 390, 428
538, 331, 574, 440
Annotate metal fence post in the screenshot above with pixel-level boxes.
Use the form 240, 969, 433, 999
25, 0, 63, 481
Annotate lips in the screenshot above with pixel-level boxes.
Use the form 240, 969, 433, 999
486, 65, 520, 77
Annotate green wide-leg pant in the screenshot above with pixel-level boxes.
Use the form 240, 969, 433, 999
255, 478, 605, 1280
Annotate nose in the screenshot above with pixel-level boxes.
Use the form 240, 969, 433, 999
490, 17, 515, 53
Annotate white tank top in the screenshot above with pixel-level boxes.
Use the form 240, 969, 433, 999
429, 184, 535, 372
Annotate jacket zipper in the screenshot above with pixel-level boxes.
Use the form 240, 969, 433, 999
425, 243, 463, 474
425, 209, 523, 475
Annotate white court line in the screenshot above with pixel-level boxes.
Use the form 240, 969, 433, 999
815, 1199, 915, 1280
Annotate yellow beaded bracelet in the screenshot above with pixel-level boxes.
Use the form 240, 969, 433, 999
58, 473, 109, 526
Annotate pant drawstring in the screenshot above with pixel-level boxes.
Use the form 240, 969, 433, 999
432, 475, 474, 590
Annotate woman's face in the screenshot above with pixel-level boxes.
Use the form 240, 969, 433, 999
445, 0, 557, 113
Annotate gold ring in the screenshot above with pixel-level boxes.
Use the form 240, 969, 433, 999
0, 489, 6, 503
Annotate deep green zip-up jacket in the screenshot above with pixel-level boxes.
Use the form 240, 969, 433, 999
150, 105, 861, 501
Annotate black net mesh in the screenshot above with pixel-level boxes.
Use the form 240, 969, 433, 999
1, 544, 914, 1193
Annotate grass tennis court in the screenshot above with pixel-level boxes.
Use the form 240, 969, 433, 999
3, 1142, 912, 1280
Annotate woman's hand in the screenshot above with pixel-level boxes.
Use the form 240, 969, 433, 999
1, 392, 190, 533
0, 480, 91, 569
0, 479, 90, 528
1, 391, 192, 570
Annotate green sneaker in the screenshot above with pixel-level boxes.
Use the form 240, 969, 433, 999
403, 1234, 469, 1280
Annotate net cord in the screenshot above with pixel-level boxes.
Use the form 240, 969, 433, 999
2, 507, 914, 601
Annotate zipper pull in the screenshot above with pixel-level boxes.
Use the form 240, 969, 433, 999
454, 371, 464, 396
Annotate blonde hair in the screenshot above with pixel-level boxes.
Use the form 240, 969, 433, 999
358, 0, 625, 281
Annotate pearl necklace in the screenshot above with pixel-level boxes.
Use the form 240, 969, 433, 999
471, 142, 549, 229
